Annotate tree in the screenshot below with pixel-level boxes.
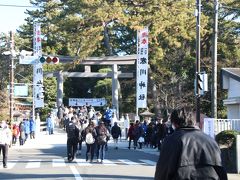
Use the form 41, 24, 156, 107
12, 0, 240, 118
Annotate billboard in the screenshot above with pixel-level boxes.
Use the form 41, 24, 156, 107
69, 98, 106, 107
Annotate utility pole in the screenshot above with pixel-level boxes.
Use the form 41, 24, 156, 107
9, 31, 15, 125
195, 0, 201, 124
211, 0, 219, 119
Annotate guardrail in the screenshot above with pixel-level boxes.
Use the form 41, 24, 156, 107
204, 118, 240, 137
215, 119, 240, 135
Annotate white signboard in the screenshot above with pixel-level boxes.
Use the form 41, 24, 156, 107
14, 84, 29, 97
33, 23, 44, 108
203, 118, 215, 138
19, 55, 39, 64
136, 27, 149, 108
69, 98, 106, 107
19, 50, 38, 64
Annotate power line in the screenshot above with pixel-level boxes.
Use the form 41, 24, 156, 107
0, 4, 37, 8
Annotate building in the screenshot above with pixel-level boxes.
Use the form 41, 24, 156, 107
221, 68, 240, 119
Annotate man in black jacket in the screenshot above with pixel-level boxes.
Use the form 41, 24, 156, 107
154, 108, 227, 180
66, 117, 79, 162
111, 122, 121, 149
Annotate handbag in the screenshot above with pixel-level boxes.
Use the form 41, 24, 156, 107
138, 136, 144, 143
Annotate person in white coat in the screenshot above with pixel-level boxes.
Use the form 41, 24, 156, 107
124, 114, 130, 140
0, 121, 12, 168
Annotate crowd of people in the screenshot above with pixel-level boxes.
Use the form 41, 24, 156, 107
59, 104, 207, 167
3, 117, 37, 147
0, 116, 41, 168
127, 118, 174, 150
58, 105, 122, 163
0, 104, 228, 179
0, 117, 37, 169
58, 105, 215, 160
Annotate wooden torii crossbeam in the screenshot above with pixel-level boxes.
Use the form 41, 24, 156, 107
44, 55, 137, 118
57, 54, 136, 65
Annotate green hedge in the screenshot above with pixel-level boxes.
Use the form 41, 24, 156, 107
215, 130, 240, 149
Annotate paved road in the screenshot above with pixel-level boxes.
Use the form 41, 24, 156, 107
1, 128, 157, 180
0, 128, 239, 180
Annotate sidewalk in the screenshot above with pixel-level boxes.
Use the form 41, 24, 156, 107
12, 127, 67, 149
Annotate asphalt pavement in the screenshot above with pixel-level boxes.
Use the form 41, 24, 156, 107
11, 127, 240, 180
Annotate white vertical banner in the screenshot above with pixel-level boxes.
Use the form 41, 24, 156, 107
136, 27, 149, 108
33, 23, 44, 108
203, 118, 215, 138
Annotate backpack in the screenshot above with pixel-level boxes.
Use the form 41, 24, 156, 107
97, 135, 107, 145
97, 128, 109, 145
85, 132, 95, 144
13, 128, 18, 136
67, 122, 77, 138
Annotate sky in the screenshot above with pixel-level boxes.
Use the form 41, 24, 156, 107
0, 0, 33, 33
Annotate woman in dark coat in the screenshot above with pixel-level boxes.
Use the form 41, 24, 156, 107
127, 123, 134, 149
19, 120, 25, 146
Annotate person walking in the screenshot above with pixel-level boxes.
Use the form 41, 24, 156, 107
75, 118, 85, 156
12, 123, 19, 145
84, 121, 97, 163
46, 113, 54, 135
111, 122, 121, 149
24, 118, 30, 141
124, 114, 130, 140
96, 121, 110, 163
29, 118, 36, 139
66, 117, 79, 162
137, 121, 145, 149
103, 107, 113, 128
132, 120, 144, 149
0, 121, 12, 168
57, 104, 64, 127
19, 120, 25, 146
127, 123, 135, 149
154, 108, 228, 180
154, 118, 165, 150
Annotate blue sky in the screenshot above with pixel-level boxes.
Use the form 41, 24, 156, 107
0, 0, 32, 33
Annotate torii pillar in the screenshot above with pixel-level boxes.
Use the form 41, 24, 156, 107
56, 71, 63, 108
49, 55, 136, 119
112, 64, 119, 117
55, 67, 120, 118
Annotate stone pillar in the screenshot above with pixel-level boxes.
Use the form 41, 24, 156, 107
57, 71, 64, 108
112, 64, 119, 119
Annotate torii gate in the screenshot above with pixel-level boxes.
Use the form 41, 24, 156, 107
45, 55, 137, 118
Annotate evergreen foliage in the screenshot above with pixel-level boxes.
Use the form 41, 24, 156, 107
0, 0, 239, 118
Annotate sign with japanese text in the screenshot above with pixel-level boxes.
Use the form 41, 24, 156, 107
69, 98, 107, 107
203, 118, 215, 138
33, 23, 44, 108
136, 27, 148, 108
